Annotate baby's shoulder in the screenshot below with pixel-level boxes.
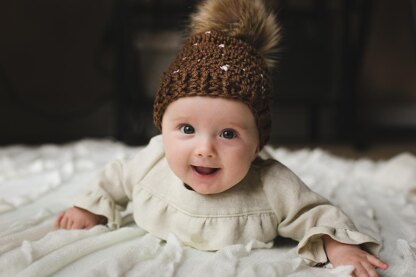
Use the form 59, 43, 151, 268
253, 157, 309, 194
253, 157, 298, 180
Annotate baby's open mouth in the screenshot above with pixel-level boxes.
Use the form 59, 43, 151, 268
192, 166, 219, 175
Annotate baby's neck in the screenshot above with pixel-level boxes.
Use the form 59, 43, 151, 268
183, 184, 194, 191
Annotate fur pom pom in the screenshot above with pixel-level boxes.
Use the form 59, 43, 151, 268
190, 0, 281, 69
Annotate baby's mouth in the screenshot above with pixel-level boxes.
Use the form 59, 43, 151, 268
192, 166, 219, 175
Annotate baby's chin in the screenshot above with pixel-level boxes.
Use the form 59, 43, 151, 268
183, 182, 237, 195
183, 183, 216, 194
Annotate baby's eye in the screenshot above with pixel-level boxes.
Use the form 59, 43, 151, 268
220, 129, 237, 139
179, 124, 195, 134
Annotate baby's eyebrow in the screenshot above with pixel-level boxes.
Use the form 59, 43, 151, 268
170, 116, 190, 122
224, 121, 250, 130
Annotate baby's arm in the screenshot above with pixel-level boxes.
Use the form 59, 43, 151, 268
54, 207, 107, 230
323, 235, 388, 277
53, 136, 164, 230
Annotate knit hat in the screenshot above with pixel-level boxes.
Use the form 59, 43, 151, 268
153, 0, 280, 149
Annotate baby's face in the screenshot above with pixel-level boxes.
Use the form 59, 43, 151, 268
162, 96, 259, 195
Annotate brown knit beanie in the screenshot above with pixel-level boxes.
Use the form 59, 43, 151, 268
153, 0, 280, 149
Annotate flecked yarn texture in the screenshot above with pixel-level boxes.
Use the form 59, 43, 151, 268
153, 30, 272, 148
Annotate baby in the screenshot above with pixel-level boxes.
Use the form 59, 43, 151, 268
55, 0, 388, 276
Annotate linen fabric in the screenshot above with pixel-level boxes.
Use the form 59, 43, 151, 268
74, 135, 380, 265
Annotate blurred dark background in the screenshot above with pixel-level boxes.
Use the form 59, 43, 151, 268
1, 0, 415, 153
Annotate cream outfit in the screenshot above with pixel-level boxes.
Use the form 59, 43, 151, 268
74, 135, 380, 265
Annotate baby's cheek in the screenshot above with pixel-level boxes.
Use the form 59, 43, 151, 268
229, 159, 251, 180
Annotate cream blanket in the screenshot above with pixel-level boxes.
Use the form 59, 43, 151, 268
0, 140, 415, 276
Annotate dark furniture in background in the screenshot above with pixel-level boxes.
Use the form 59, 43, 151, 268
1, 0, 415, 147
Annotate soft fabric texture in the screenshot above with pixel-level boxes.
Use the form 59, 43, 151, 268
1, 139, 415, 276
73, 135, 379, 266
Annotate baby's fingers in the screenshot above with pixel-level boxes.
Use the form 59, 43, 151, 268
54, 212, 64, 229
366, 254, 388, 270
361, 260, 378, 277
352, 262, 367, 277
60, 215, 72, 229
353, 261, 379, 277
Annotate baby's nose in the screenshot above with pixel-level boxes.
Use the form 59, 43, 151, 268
195, 138, 216, 158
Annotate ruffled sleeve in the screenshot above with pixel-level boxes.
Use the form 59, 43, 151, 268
297, 226, 380, 265
73, 135, 165, 229
261, 159, 381, 265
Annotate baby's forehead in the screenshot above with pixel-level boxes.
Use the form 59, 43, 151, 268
166, 96, 256, 123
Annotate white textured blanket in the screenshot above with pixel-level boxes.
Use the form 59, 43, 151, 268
0, 140, 415, 276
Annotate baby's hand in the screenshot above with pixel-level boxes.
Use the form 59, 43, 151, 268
54, 207, 107, 229
323, 235, 388, 277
